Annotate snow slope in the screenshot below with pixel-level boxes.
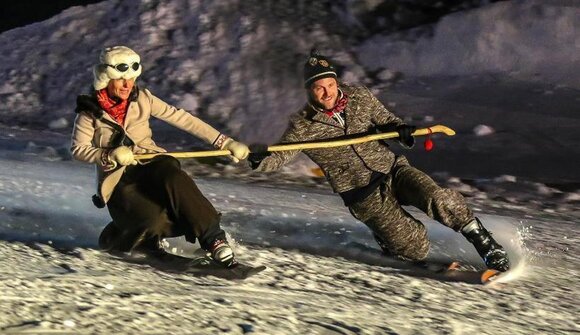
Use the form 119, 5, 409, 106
0, 0, 579, 333
358, 0, 580, 89
0, 151, 578, 334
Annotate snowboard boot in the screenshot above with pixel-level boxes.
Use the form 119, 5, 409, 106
208, 239, 237, 268
462, 218, 510, 272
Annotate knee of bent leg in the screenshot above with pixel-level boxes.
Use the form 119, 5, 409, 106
400, 232, 430, 261
433, 188, 465, 206
402, 219, 430, 260
154, 155, 181, 172
154, 156, 188, 182
413, 239, 430, 260
431, 188, 472, 228
431, 188, 469, 214
98, 221, 120, 251
380, 221, 430, 261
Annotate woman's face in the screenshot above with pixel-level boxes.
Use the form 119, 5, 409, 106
107, 78, 135, 100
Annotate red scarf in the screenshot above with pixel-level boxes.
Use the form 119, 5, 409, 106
323, 94, 348, 117
96, 89, 129, 126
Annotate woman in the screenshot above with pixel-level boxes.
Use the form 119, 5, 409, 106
71, 46, 248, 267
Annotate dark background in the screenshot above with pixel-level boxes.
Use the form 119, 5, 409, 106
0, 1, 103, 33
1, 0, 505, 35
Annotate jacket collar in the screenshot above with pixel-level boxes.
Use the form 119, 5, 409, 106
303, 86, 362, 132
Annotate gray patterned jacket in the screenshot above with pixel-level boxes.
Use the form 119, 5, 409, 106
255, 83, 409, 193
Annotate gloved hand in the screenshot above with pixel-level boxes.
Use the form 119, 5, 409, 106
223, 138, 250, 163
396, 124, 416, 148
247, 143, 271, 169
108, 146, 138, 168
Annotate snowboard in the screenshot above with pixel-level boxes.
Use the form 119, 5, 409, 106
424, 261, 504, 285
109, 249, 267, 280
347, 242, 503, 285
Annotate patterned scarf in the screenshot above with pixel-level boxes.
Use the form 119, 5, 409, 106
96, 89, 129, 126
323, 94, 348, 117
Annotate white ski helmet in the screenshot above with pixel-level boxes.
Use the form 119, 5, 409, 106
93, 46, 142, 90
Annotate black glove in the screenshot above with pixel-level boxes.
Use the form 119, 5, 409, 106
396, 124, 416, 148
248, 143, 271, 169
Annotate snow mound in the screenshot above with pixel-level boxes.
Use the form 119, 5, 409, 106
358, 0, 580, 89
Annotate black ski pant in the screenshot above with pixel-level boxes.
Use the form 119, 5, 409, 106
101, 155, 225, 252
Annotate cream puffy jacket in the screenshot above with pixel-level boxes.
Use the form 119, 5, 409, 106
71, 88, 226, 204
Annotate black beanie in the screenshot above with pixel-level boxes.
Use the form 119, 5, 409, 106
303, 49, 337, 88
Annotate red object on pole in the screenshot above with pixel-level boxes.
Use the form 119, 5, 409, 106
424, 128, 434, 151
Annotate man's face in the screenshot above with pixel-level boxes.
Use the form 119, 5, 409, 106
107, 78, 135, 100
309, 77, 339, 110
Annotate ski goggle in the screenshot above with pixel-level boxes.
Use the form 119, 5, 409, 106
105, 62, 140, 72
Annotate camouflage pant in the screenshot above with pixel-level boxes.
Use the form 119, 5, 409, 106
348, 164, 474, 261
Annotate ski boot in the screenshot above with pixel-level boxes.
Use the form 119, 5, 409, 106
462, 218, 510, 272
208, 239, 237, 268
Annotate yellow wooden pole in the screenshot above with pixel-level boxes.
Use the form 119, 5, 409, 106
135, 124, 455, 160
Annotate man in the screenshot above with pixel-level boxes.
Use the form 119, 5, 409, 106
248, 49, 510, 271
71, 46, 248, 267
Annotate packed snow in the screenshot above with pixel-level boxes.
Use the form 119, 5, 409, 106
0, 0, 579, 334
0, 144, 578, 334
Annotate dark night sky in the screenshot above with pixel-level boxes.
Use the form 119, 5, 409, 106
0, 1, 103, 33
1, 1, 508, 34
